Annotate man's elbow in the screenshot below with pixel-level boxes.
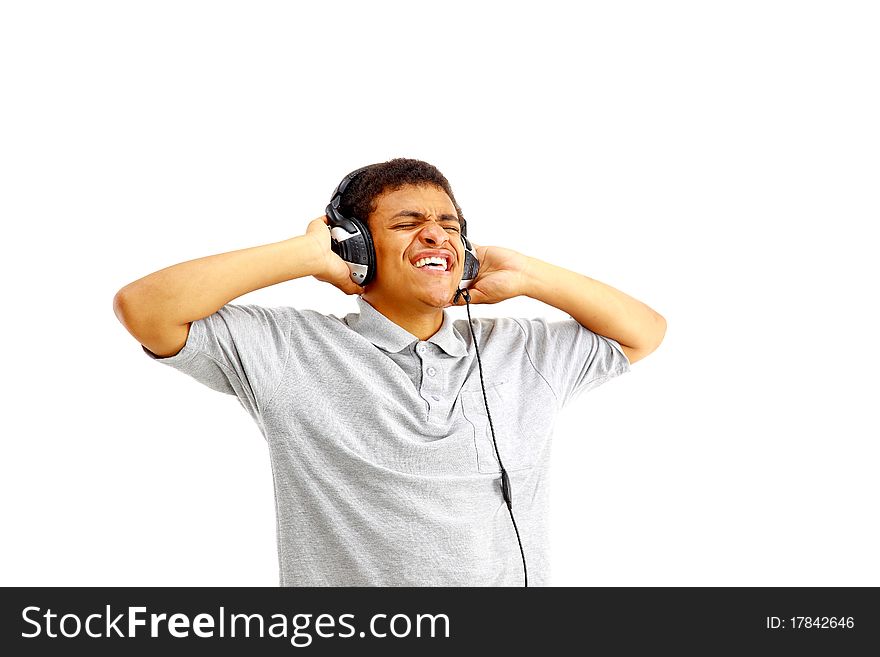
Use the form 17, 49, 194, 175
623, 313, 666, 365
653, 313, 667, 346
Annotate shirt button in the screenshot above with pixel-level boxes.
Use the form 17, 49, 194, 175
417, 344, 427, 354
427, 367, 436, 376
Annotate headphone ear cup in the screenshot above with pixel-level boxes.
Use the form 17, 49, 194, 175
459, 232, 480, 289
350, 217, 377, 286
325, 166, 381, 287
327, 209, 378, 287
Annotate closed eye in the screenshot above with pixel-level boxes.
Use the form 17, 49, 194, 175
394, 224, 459, 232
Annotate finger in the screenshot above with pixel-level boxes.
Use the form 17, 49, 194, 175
309, 216, 329, 233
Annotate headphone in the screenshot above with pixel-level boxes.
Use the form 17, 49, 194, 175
325, 165, 529, 587
325, 165, 480, 290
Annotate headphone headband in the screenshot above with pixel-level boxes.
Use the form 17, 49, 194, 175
327, 165, 373, 215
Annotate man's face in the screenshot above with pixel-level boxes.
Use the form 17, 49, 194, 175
365, 184, 464, 310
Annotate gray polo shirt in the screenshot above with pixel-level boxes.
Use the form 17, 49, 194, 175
142, 295, 630, 586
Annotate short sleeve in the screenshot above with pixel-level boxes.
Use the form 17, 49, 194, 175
142, 304, 292, 422
513, 317, 631, 409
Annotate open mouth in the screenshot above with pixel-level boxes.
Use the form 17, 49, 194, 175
411, 255, 452, 274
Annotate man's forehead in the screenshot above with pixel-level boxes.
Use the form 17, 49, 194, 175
375, 184, 456, 215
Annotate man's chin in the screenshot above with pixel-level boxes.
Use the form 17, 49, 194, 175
371, 277, 456, 309
419, 293, 454, 309
410, 286, 457, 310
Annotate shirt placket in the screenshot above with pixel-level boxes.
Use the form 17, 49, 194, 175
416, 341, 445, 423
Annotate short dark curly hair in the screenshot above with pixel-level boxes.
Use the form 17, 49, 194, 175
336, 158, 468, 236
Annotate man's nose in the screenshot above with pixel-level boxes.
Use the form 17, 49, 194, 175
418, 220, 449, 245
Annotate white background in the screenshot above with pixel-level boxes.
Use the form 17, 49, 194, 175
1, 1, 877, 586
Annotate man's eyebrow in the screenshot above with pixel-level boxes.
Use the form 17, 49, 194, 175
388, 210, 460, 225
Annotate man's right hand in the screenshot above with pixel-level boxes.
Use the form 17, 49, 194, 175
305, 216, 366, 296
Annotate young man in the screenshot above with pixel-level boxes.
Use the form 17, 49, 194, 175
113, 158, 666, 586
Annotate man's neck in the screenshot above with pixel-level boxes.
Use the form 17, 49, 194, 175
361, 294, 444, 341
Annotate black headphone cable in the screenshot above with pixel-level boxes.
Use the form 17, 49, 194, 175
455, 287, 529, 587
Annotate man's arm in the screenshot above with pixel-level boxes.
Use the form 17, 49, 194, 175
112, 216, 362, 358
519, 257, 666, 365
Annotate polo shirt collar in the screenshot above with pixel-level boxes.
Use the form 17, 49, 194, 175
350, 295, 468, 358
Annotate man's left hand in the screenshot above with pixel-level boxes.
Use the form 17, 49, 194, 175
445, 243, 531, 307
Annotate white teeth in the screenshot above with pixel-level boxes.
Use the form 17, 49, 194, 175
414, 256, 448, 270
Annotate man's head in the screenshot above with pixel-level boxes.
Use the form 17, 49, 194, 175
337, 158, 468, 314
